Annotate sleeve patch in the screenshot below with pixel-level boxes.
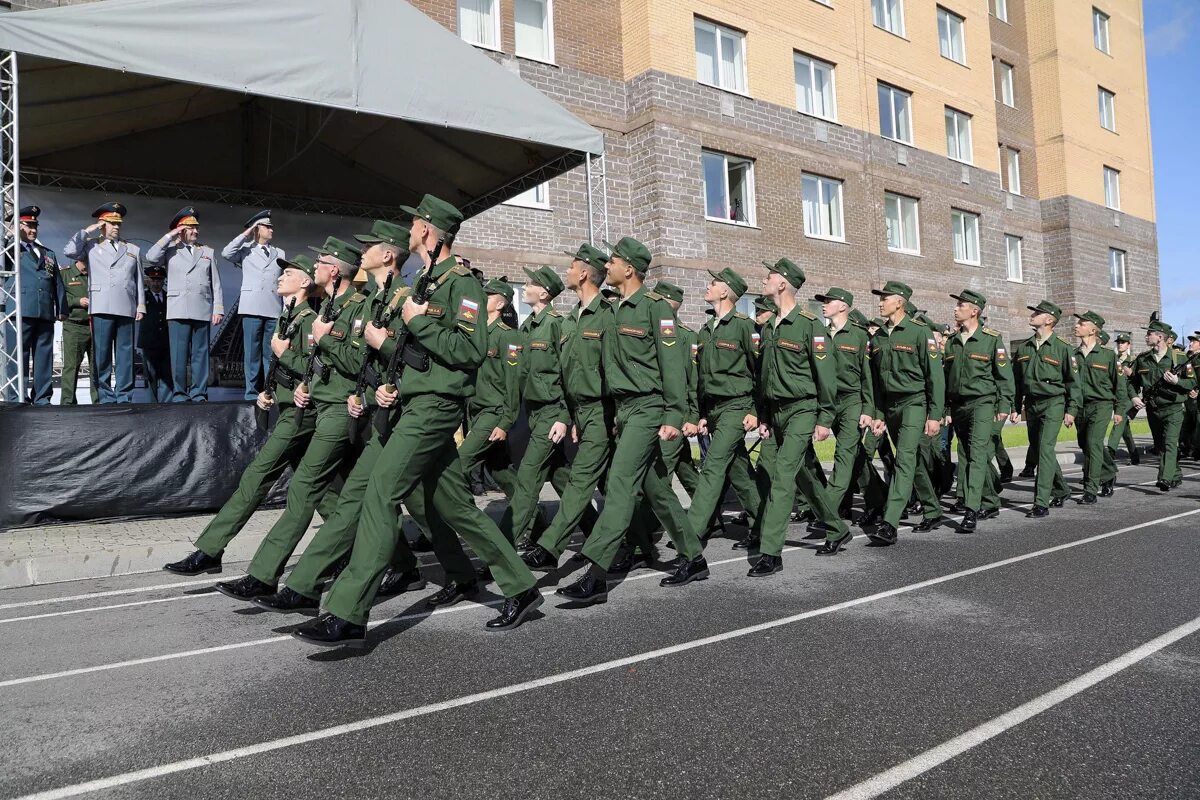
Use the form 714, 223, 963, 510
813, 335, 827, 352
457, 297, 480, 322
659, 319, 676, 337
619, 326, 647, 337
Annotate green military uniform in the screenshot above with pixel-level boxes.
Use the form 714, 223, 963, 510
852, 315, 891, 520
1181, 336, 1200, 459
58, 261, 98, 405
1012, 302, 1080, 510
943, 290, 1014, 518
1072, 313, 1124, 498
1106, 341, 1139, 460
1129, 323, 1197, 487
870, 281, 945, 533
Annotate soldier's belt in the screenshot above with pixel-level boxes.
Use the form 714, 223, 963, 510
401, 342, 431, 372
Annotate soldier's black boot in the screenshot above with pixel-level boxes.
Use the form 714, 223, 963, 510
292, 613, 366, 648
858, 508, 883, 528
1156, 479, 1171, 492
661, 556, 709, 586
1099, 480, 1115, 497
1129, 448, 1140, 465
999, 463, 1014, 482
215, 575, 275, 601
1080, 493, 1097, 505
252, 587, 318, 614
867, 522, 898, 545
1050, 494, 1068, 508
485, 588, 544, 631
1028, 506, 1050, 518
556, 567, 608, 605
732, 533, 760, 550
815, 531, 853, 555
913, 517, 944, 532
957, 510, 978, 534
747, 554, 782, 577
521, 545, 558, 570
163, 549, 222, 576
378, 568, 427, 597
425, 582, 480, 609
1019, 466, 1036, 479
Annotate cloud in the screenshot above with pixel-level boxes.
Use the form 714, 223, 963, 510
1146, 2, 1196, 54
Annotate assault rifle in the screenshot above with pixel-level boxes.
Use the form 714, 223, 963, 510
254, 297, 297, 432
347, 271, 394, 443
296, 273, 343, 418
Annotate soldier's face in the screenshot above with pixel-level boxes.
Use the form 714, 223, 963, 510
102, 222, 121, 241
486, 293, 507, 314
523, 283, 548, 306
278, 267, 306, 295
1030, 311, 1052, 328
256, 224, 274, 243
606, 256, 631, 288
878, 294, 903, 317
146, 277, 164, 292
409, 219, 426, 252
19, 221, 36, 242
822, 299, 847, 319
952, 301, 975, 323
565, 259, 586, 291
360, 243, 384, 270
1118, 341, 1130, 353
314, 259, 336, 287
180, 226, 199, 244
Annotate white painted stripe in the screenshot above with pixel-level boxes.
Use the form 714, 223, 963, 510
0, 577, 224, 611
8, 507, 1200, 800
824, 613, 1200, 800
0, 595, 216, 625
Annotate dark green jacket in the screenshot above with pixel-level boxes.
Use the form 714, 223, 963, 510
312, 288, 371, 404
1075, 343, 1123, 414
472, 319, 523, 430
759, 303, 838, 428
695, 308, 758, 415
363, 284, 412, 408
403, 256, 489, 401
829, 320, 875, 416
560, 293, 613, 406
871, 313, 945, 419
273, 301, 317, 406
59, 263, 90, 325
1013, 333, 1082, 415
944, 324, 1015, 414
1130, 348, 1196, 409
520, 305, 568, 424
603, 286, 689, 430
680, 322, 699, 425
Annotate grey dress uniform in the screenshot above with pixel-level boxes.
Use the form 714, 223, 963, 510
222, 232, 284, 400
145, 232, 223, 402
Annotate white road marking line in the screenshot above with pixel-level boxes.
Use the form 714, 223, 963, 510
0, 595, 217, 625
823, 613, 1200, 800
8, 508, 1200, 800
0, 578, 224, 611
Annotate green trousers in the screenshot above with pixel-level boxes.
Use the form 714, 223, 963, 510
686, 397, 763, 540
1107, 406, 1138, 456
325, 395, 536, 625
757, 400, 848, 556
882, 400, 931, 528
579, 394, 702, 570
853, 429, 889, 515
60, 321, 98, 405
914, 434, 944, 520
247, 402, 359, 585
284, 407, 475, 601
1077, 402, 1117, 495
507, 402, 598, 545
459, 405, 521, 539
669, 435, 700, 495
993, 419, 1011, 473
194, 405, 336, 557
1147, 403, 1185, 483
1183, 399, 1197, 453
824, 397, 881, 515
951, 398, 1001, 513
1025, 396, 1071, 508
536, 401, 612, 557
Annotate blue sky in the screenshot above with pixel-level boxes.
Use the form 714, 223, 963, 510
1145, 0, 1199, 340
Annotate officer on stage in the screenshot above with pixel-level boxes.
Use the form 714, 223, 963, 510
222, 210, 284, 401
14, 206, 60, 405
63, 202, 143, 404
58, 257, 98, 406
146, 207, 223, 402
139, 266, 172, 403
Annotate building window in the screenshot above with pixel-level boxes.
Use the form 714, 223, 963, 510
735, 293, 761, 317
937, 7, 966, 65
878, 82, 913, 144
703, 150, 756, 225
514, 0, 554, 63
1005, 234, 1023, 282
1109, 248, 1126, 291
794, 53, 838, 121
695, 18, 747, 95
1005, 147, 1021, 195
457, 0, 500, 50
884, 192, 920, 254
945, 106, 973, 164
504, 182, 550, 209
1093, 7, 1110, 54
872, 0, 905, 36
997, 61, 1015, 106
508, 282, 534, 324
993, 0, 1008, 23
1099, 87, 1116, 131
952, 209, 981, 265
802, 174, 845, 241
1104, 166, 1121, 210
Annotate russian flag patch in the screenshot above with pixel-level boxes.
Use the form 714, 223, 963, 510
458, 297, 479, 321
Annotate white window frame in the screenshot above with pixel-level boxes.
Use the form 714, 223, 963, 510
937, 7, 967, 65
514, 0, 556, 64
872, 0, 906, 37
1005, 234, 1023, 283
993, 0, 1008, 23
503, 182, 550, 210
694, 18, 748, 95
951, 209, 981, 266
884, 192, 921, 255
1104, 166, 1121, 210
1093, 7, 1110, 54
1099, 87, 1116, 132
1005, 147, 1021, 195
802, 173, 845, 242
998, 61, 1015, 107
702, 150, 757, 227
945, 106, 974, 164
878, 82, 913, 145
735, 293, 761, 317
794, 52, 838, 122
457, 0, 501, 51
1109, 248, 1126, 292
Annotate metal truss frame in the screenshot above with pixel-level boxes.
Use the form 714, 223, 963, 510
0, 51, 22, 402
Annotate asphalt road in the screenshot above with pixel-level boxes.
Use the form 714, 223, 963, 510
2, 458, 1199, 800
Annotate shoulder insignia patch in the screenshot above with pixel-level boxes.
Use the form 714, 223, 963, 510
449, 264, 472, 277
910, 317, 928, 328
1057, 335, 1072, 346
644, 290, 664, 301
981, 327, 1000, 337
798, 309, 817, 320
349, 292, 367, 303
498, 322, 512, 331
734, 312, 749, 320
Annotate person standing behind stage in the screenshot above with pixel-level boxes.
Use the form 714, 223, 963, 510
14, 206, 60, 405
146, 207, 223, 402
63, 202, 143, 404
221, 209, 283, 401
58, 257, 99, 406
139, 265, 172, 403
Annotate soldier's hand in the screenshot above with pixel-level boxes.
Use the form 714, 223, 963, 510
488, 427, 508, 443
1164, 370, 1180, 385
347, 396, 365, 418
548, 421, 568, 444
169, 225, 186, 239
1132, 396, 1146, 411
255, 392, 274, 411
742, 414, 758, 432
871, 419, 886, 437
375, 384, 398, 408
364, 322, 388, 350
813, 425, 832, 442
212, 313, 223, 326
1121, 365, 1134, 378
1113, 414, 1124, 426
401, 297, 428, 324
243, 226, 255, 238
293, 386, 311, 408
924, 419, 942, 436
571, 424, 579, 444
270, 334, 288, 357
1063, 413, 1075, 428
943, 415, 952, 426
311, 317, 334, 343
136, 312, 144, 322
682, 422, 699, 437
697, 418, 709, 436
757, 423, 771, 440
1008, 412, 1022, 424
79, 297, 89, 308
659, 425, 682, 441
1190, 389, 1199, 399
995, 412, 1008, 422
858, 414, 873, 430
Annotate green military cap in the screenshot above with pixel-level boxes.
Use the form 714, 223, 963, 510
1074, 310, 1106, 328
1167, 328, 1178, 340
870, 316, 888, 328
950, 288, 987, 308
1116, 332, 1131, 343
354, 219, 411, 248
708, 267, 748, 298
848, 308, 871, 330
276, 254, 317, 280
1100, 330, 1111, 346
522, 265, 564, 298
564, 243, 610, 271
1027, 299, 1062, 320
307, 236, 361, 265
753, 295, 778, 314
653, 281, 684, 303
871, 280, 914, 300
1188, 333, 1200, 343
604, 236, 653, 273
1146, 320, 1171, 334
484, 277, 514, 303
601, 286, 621, 300
762, 257, 805, 289
813, 287, 853, 306
400, 194, 465, 234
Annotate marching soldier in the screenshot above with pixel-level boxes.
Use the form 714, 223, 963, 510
58, 257, 98, 405
652, 281, 701, 496
222, 209, 284, 401
145, 207, 223, 402
63, 202, 143, 404
1011, 301, 1079, 516
1129, 319, 1196, 491
1072, 312, 1123, 502
943, 290, 1013, 533
13, 206, 61, 405
139, 266, 172, 403
1107, 333, 1141, 465
753, 295, 776, 327
1185, 333, 1200, 459
850, 309, 890, 526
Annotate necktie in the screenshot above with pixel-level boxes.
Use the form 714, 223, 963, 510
262, 245, 270, 256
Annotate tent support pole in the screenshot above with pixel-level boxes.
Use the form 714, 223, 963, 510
585, 152, 608, 247
585, 154, 594, 246
0, 50, 23, 403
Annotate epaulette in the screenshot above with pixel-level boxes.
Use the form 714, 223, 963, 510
449, 264, 472, 277
1056, 335, 1072, 346
547, 308, 562, 317
733, 312, 749, 320
296, 306, 316, 317
498, 322, 512, 331
981, 326, 1000, 337
350, 292, 368, 303
645, 290, 664, 301
798, 309, 817, 320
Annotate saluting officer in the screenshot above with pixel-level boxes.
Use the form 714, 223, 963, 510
222, 209, 285, 401
139, 265, 172, 403
145, 207, 223, 402
63, 202, 143, 404
1129, 319, 1196, 491
58, 255, 98, 406
14, 206, 61, 405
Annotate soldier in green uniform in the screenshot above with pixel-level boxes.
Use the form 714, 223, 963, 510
943, 290, 1013, 532
1181, 332, 1200, 460
1186, 333, 1200, 459
1129, 319, 1196, 491
294, 196, 542, 646
850, 309, 890, 527
163, 255, 330, 575
867, 281, 945, 544
58, 258, 99, 405
1107, 333, 1141, 465
1072, 314, 1124, 502
748, 258, 849, 576
1010, 301, 1080, 516
553, 237, 709, 602
731, 294, 775, 550
652, 281, 701, 495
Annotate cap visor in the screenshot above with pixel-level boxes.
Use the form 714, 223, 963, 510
276, 257, 293, 269
353, 234, 383, 243
870, 289, 890, 296
521, 266, 543, 287
306, 245, 332, 256
398, 205, 421, 217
